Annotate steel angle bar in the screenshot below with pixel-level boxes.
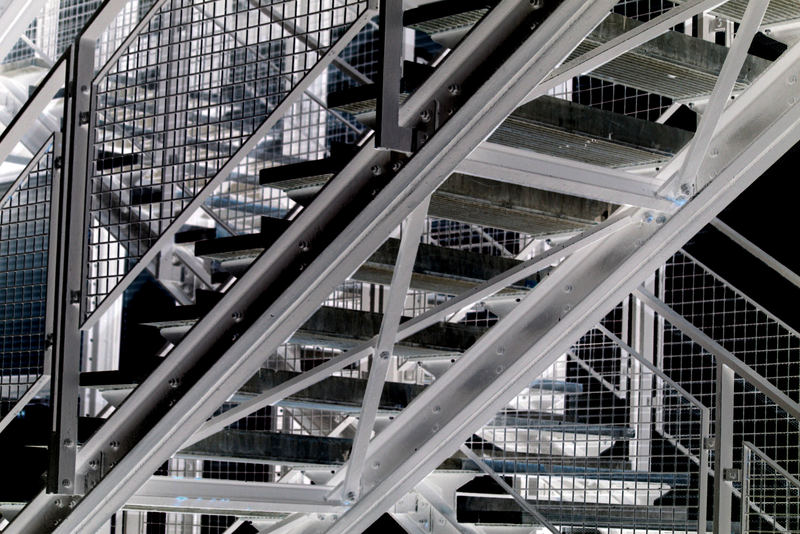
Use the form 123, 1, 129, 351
660, 0, 769, 200
710, 218, 800, 290
633, 288, 800, 423
341, 197, 430, 502
459, 445, 558, 534
80, 5, 378, 330
10, 0, 616, 530
321, 46, 800, 534
521, 0, 729, 105
460, 143, 673, 211
186, 213, 631, 447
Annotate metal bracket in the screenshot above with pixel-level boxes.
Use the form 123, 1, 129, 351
722, 468, 741, 482
375, 0, 413, 152
703, 436, 716, 450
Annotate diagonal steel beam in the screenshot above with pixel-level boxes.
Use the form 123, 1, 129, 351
660, 0, 769, 200
340, 197, 431, 502
185, 204, 631, 448
521, 0, 729, 105
319, 40, 800, 533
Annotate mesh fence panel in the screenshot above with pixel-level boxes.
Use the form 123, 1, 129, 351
463, 306, 709, 533
742, 442, 800, 534
84, 0, 370, 317
0, 137, 54, 418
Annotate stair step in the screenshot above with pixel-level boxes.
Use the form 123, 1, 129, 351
181, 430, 352, 466
141, 306, 486, 357
175, 225, 218, 244
485, 414, 634, 439
82, 369, 425, 414
457, 497, 697, 530
194, 217, 291, 261
487, 95, 692, 169
705, 0, 800, 26
566, 13, 770, 101
462, 459, 688, 486
326, 61, 434, 118
259, 143, 359, 189
404, 0, 498, 47
198, 236, 537, 294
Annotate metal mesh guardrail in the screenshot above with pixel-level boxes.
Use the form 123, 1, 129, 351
83, 0, 371, 318
742, 442, 800, 534
464, 306, 710, 533
0, 135, 55, 420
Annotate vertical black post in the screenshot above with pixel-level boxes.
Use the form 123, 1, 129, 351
376, 0, 413, 152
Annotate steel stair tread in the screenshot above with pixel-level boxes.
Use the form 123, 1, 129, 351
81, 368, 426, 414
196, 235, 539, 294
140, 305, 486, 356
565, 13, 771, 101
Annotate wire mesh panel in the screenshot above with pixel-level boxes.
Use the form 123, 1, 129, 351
0, 137, 55, 418
742, 442, 800, 534
665, 250, 800, 448
84, 0, 371, 317
463, 309, 709, 533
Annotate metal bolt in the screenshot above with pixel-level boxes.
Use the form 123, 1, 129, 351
69, 499, 78, 509
680, 183, 693, 196
563, 304, 572, 313
231, 311, 243, 322
298, 240, 310, 252
346, 491, 356, 502
370, 165, 382, 176
63, 438, 74, 448
62, 478, 71, 489
709, 147, 719, 158
496, 346, 505, 355
391, 161, 403, 172
656, 215, 667, 224
379, 350, 390, 360
789, 74, 798, 85
495, 365, 504, 374
109, 440, 120, 450
642, 212, 654, 224
419, 109, 431, 123
54, 499, 63, 508
431, 423, 440, 432
372, 461, 381, 469
529, 0, 543, 7
432, 405, 441, 414
447, 84, 461, 95
168, 377, 180, 388
563, 284, 573, 293
89, 459, 99, 470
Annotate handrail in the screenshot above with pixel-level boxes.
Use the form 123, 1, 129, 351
634, 287, 800, 423
743, 441, 800, 491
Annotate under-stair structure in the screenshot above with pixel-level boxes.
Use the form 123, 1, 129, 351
1, 0, 800, 533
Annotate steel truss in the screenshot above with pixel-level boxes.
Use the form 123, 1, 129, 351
1, 0, 800, 532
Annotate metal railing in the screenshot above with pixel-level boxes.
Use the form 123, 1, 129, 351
0, 134, 57, 431
741, 441, 800, 534
464, 305, 711, 534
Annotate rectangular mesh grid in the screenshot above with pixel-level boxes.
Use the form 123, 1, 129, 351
0, 138, 54, 418
742, 442, 800, 534
84, 0, 369, 316
463, 305, 709, 533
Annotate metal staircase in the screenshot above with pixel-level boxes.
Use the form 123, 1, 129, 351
1, 0, 800, 533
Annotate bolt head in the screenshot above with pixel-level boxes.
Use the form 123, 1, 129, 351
379, 350, 390, 360
371, 165, 382, 176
